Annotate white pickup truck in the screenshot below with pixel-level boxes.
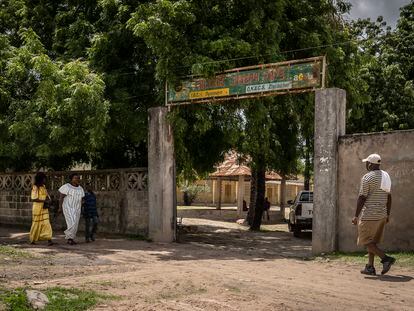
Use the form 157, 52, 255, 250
286, 191, 313, 237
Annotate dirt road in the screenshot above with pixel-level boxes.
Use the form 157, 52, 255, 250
1, 219, 413, 311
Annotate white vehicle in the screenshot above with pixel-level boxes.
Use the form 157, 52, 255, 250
287, 191, 313, 237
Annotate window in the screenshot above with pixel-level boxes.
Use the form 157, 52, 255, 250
299, 192, 313, 202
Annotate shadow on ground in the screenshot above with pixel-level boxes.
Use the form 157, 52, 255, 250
0, 219, 312, 267
365, 275, 413, 283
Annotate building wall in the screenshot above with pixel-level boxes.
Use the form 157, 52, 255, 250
0, 169, 149, 235
177, 179, 304, 206
338, 130, 414, 252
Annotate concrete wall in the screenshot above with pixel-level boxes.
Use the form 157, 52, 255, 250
0, 169, 149, 236
338, 130, 414, 252
177, 208, 283, 222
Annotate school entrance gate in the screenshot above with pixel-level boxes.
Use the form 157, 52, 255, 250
147, 58, 346, 255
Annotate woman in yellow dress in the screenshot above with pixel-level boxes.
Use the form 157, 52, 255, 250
29, 172, 53, 245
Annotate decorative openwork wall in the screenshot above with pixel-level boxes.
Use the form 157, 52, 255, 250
0, 168, 149, 235
0, 168, 147, 192
0, 174, 34, 192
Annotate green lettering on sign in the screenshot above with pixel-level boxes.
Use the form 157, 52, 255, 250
167, 56, 326, 105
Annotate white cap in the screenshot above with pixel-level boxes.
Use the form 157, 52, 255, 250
362, 153, 381, 164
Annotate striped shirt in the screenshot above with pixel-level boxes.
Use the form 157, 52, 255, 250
359, 170, 389, 221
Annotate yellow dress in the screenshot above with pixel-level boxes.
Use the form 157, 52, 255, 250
29, 185, 52, 242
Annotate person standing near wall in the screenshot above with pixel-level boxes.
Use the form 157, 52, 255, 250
29, 172, 53, 246
352, 154, 395, 275
58, 173, 85, 245
83, 183, 98, 243
263, 197, 271, 221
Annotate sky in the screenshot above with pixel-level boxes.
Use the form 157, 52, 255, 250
347, 0, 411, 28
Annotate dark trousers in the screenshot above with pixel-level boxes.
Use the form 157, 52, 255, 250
85, 216, 98, 240
262, 210, 270, 221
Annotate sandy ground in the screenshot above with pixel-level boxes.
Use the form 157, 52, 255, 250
0, 219, 413, 311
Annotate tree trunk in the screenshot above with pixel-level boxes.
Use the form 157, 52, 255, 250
237, 175, 245, 216
216, 178, 222, 210
246, 169, 257, 226
280, 175, 286, 218
250, 164, 266, 231
304, 135, 311, 191
183, 192, 191, 206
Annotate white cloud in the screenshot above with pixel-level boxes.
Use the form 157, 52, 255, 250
347, 0, 411, 28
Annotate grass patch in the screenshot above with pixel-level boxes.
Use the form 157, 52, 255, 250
0, 246, 33, 259
0, 288, 27, 311
325, 252, 414, 269
0, 287, 117, 311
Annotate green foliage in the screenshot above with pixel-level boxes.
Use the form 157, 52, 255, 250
129, 0, 286, 80
73, 0, 158, 168
129, 0, 363, 179
0, 0, 413, 175
170, 104, 242, 179
130, 0, 286, 179
0, 246, 33, 259
180, 181, 210, 206
130, 0, 362, 229
0, 28, 109, 171
0, 287, 116, 311
325, 251, 414, 269
348, 2, 414, 132
0, 288, 28, 311
0, 0, 156, 171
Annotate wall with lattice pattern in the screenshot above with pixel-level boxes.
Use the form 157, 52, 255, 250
0, 168, 149, 236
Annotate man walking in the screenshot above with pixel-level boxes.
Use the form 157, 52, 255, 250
352, 153, 395, 275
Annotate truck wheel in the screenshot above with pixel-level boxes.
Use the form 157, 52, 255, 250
293, 227, 301, 237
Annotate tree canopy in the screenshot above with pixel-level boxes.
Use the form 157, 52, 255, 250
0, 0, 413, 182
0, 28, 108, 170
348, 3, 414, 132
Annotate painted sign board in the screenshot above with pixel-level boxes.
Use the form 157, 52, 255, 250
167, 56, 326, 105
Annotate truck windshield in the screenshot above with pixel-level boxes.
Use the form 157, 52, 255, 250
299, 192, 313, 202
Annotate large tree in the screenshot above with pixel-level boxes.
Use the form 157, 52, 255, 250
0, 0, 158, 170
0, 29, 109, 170
348, 2, 414, 133
2, 0, 412, 218
129, 0, 364, 230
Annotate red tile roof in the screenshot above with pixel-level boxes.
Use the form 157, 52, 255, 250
209, 152, 289, 180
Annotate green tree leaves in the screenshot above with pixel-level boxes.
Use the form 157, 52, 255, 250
0, 28, 109, 170
0, 0, 412, 175
348, 2, 414, 132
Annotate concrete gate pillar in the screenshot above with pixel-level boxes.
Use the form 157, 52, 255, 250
148, 107, 176, 242
312, 88, 346, 255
